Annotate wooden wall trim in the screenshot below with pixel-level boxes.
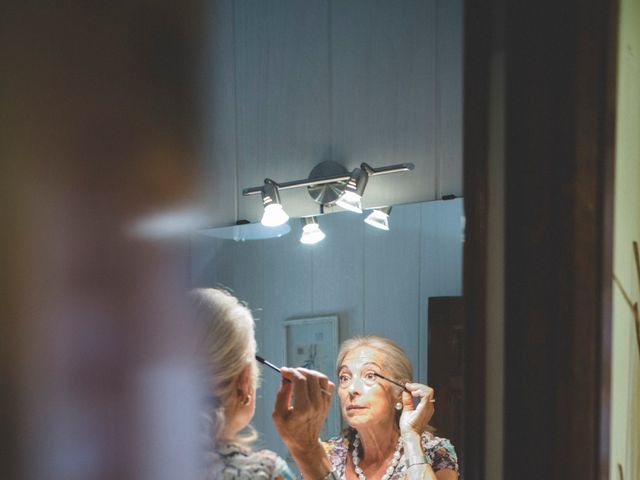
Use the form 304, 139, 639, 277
462, 1, 492, 479
597, 0, 619, 475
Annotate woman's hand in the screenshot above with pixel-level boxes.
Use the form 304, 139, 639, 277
272, 367, 335, 479
398, 384, 440, 480
398, 383, 435, 436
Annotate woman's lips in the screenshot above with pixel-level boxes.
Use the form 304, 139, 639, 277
346, 405, 366, 411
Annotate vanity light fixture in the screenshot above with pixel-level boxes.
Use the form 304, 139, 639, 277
299, 216, 326, 244
260, 180, 289, 227
335, 167, 369, 213
243, 161, 413, 225
364, 206, 392, 231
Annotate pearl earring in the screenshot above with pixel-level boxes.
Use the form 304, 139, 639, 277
395, 402, 403, 411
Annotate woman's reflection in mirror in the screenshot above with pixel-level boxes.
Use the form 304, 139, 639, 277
273, 336, 459, 480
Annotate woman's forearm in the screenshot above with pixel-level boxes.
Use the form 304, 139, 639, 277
285, 439, 334, 480
401, 432, 437, 480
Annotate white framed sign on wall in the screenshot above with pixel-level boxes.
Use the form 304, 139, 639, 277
283, 315, 340, 439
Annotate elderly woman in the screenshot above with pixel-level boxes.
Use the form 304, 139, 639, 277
273, 335, 458, 480
191, 288, 295, 480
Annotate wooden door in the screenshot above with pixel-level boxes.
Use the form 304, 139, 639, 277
427, 296, 465, 475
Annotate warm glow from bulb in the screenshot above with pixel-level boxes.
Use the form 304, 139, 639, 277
261, 204, 289, 227
335, 191, 363, 213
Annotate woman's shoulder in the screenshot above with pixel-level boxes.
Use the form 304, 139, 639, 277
253, 449, 295, 479
207, 444, 295, 480
420, 431, 459, 472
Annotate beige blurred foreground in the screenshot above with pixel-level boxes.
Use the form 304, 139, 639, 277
1, 3, 205, 479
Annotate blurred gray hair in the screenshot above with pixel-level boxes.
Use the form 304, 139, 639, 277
189, 288, 259, 446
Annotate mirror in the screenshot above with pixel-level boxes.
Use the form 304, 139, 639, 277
190, 198, 464, 464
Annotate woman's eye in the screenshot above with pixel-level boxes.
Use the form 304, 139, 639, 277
364, 372, 377, 381
339, 374, 351, 383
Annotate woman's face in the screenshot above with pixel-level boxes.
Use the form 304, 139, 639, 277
337, 346, 399, 431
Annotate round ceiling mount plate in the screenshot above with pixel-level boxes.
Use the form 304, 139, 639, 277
306, 160, 349, 205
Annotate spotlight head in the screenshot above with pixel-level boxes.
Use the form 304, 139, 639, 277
300, 216, 325, 244
364, 206, 391, 231
336, 190, 363, 213
260, 181, 289, 227
336, 167, 368, 213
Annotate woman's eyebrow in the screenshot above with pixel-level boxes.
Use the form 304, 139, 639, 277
361, 362, 382, 369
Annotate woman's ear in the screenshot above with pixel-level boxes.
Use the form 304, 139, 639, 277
235, 362, 253, 398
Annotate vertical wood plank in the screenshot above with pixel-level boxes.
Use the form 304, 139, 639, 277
331, 0, 440, 208
235, 0, 331, 222
436, 0, 464, 198
200, 0, 239, 226
189, 234, 231, 287
258, 231, 314, 457
312, 212, 366, 347
419, 199, 464, 383
363, 203, 421, 378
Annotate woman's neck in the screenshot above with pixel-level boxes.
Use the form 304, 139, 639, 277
354, 423, 400, 465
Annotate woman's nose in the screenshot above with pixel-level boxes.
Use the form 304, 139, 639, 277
348, 376, 364, 394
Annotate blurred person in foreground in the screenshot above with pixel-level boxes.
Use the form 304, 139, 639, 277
273, 335, 458, 480
190, 288, 294, 480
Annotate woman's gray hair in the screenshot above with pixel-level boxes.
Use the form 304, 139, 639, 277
189, 288, 259, 446
336, 335, 413, 388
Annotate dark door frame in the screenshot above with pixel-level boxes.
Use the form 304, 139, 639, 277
461, 0, 492, 478
462, 0, 618, 478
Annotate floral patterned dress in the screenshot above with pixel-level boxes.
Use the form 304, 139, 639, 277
204, 442, 295, 480
323, 428, 458, 479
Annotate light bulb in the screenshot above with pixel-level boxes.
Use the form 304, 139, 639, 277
335, 190, 363, 213
300, 223, 325, 244
261, 203, 289, 227
300, 218, 325, 244
364, 207, 391, 231
335, 167, 368, 213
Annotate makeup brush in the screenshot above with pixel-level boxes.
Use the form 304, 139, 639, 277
373, 372, 436, 403
255, 355, 332, 396
255, 354, 287, 377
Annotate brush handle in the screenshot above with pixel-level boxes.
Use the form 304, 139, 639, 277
256, 355, 331, 395
373, 372, 411, 392
373, 373, 437, 403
